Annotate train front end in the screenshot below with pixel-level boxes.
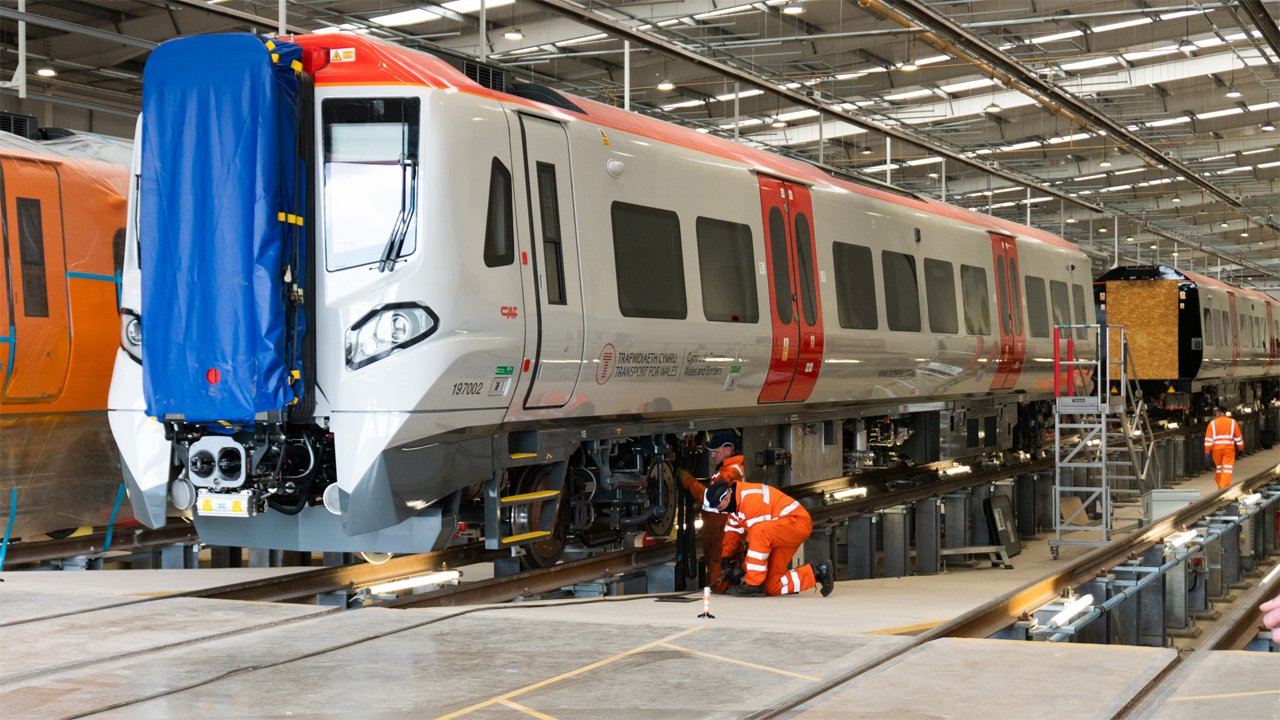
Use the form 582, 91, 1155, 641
108, 34, 506, 553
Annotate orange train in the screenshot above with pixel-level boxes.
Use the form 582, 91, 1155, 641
1, 124, 133, 538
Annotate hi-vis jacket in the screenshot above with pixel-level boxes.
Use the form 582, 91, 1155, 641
1204, 416, 1244, 452
722, 482, 808, 552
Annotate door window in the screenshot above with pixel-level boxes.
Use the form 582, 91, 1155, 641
535, 162, 566, 305
1008, 257, 1023, 337
793, 213, 818, 326
16, 198, 49, 317
996, 256, 1010, 335
768, 207, 792, 325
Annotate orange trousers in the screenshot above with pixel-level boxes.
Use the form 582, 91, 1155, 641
745, 513, 817, 596
1211, 446, 1236, 490
700, 512, 729, 593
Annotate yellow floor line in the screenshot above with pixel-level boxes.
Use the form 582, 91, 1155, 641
658, 643, 821, 681
433, 626, 705, 719
1168, 689, 1280, 702
866, 619, 948, 636
499, 699, 559, 720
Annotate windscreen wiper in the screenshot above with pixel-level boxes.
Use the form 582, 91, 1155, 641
377, 154, 418, 273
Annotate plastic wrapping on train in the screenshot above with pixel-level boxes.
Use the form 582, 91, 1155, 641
138, 34, 309, 424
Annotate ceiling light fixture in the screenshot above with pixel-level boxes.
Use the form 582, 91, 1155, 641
1226, 85, 1242, 98
1150, 244, 1158, 249
1241, 231, 1250, 237
861, 145, 873, 155
1065, 218, 1076, 224
657, 79, 675, 91
781, 3, 805, 13
1262, 121, 1276, 132
771, 120, 787, 128
503, 28, 523, 40
985, 102, 1002, 113
901, 61, 918, 71
1125, 236, 1135, 242
1220, 221, 1230, 228
928, 172, 939, 178
36, 67, 56, 77
1177, 38, 1198, 52
1171, 195, 1181, 203
1099, 227, 1108, 233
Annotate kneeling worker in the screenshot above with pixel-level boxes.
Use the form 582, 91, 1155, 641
703, 479, 834, 597
675, 430, 745, 593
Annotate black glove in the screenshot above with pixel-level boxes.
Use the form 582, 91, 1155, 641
721, 554, 746, 587
1204, 452, 1212, 463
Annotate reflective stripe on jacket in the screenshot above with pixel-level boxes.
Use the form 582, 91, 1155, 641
723, 482, 807, 539
1204, 416, 1243, 451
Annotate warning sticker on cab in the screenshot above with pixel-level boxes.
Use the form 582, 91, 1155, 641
330, 48, 356, 63
196, 490, 253, 518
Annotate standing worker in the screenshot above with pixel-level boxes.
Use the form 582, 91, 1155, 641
676, 430, 744, 593
703, 479, 834, 597
1204, 406, 1244, 490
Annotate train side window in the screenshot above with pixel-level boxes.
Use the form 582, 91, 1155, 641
483, 158, 515, 267
1023, 276, 1050, 338
793, 213, 818, 326
767, 207, 792, 325
1008, 258, 1024, 337
321, 96, 421, 271
696, 217, 758, 323
611, 202, 686, 319
535, 162, 565, 304
1219, 311, 1228, 347
16, 198, 49, 318
881, 251, 921, 332
1049, 280, 1070, 333
1071, 284, 1089, 340
1202, 309, 1214, 347
960, 265, 990, 335
923, 258, 958, 334
832, 242, 877, 329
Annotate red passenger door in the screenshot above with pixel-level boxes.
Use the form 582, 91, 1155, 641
2, 155, 71, 402
757, 176, 823, 403
1264, 303, 1275, 372
989, 233, 1026, 390
1227, 293, 1240, 377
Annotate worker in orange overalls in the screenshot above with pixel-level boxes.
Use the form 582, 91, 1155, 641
1204, 405, 1244, 490
703, 479, 834, 597
675, 430, 744, 593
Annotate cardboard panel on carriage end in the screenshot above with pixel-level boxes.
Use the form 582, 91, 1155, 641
1104, 280, 1180, 380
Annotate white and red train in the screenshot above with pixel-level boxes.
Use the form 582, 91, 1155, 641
107, 34, 1275, 560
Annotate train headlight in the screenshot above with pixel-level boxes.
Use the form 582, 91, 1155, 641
120, 309, 142, 364
345, 302, 438, 370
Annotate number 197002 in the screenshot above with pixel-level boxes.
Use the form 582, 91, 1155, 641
452, 382, 484, 396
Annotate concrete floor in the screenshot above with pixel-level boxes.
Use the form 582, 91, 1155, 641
2, 448, 1276, 719
1136, 650, 1280, 720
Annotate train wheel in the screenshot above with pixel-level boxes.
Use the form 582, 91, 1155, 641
646, 460, 677, 538
512, 466, 567, 570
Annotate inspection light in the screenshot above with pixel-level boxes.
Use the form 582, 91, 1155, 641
1166, 530, 1199, 548
772, 120, 787, 128
781, 3, 805, 14
1240, 493, 1263, 506
1171, 195, 1181, 203
36, 67, 56, 77
943, 465, 972, 477
1046, 594, 1094, 628
1226, 86, 1242, 98
1262, 121, 1276, 132
366, 570, 460, 595
1167, 422, 1180, 429
503, 28, 523, 40
831, 487, 868, 500
985, 102, 1002, 113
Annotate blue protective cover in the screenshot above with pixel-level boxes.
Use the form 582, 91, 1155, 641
140, 34, 307, 423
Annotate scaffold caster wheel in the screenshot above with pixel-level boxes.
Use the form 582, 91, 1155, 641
1050, 546, 1060, 560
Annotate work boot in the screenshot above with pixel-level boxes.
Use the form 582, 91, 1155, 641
812, 563, 834, 597
727, 582, 766, 597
